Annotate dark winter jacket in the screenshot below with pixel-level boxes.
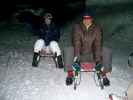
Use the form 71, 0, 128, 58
72, 22, 102, 63
39, 22, 60, 46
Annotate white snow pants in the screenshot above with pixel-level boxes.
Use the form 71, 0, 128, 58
34, 39, 61, 56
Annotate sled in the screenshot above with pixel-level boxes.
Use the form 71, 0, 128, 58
32, 48, 58, 67
63, 46, 111, 90
72, 62, 105, 90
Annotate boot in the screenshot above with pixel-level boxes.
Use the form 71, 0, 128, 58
66, 70, 74, 85
32, 52, 40, 67
66, 77, 73, 85
103, 75, 110, 86
57, 55, 64, 68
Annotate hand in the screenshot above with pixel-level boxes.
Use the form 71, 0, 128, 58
95, 63, 103, 71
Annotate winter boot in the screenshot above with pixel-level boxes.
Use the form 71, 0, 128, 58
32, 52, 40, 67
57, 55, 64, 68
66, 77, 73, 85
66, 70, 74, 85
103, 75, 110, 86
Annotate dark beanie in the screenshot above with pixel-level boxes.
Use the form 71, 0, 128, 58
82, 8, 94, 18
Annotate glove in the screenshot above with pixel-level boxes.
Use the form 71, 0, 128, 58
95, 63, 103, 71
73, 57, 80, 72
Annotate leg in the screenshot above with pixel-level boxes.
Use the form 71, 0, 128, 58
94, 47, 112, 87
34, 39, 45, 53
49, 41, 63, 68
63, 46, 75, 85
63, 46, 74, 71
100, 47, 112, 86
102, 46, 112, 73
32, 39, 45, 67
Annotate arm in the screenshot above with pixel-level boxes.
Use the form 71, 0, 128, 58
72, 24, 81, 58
94, 27, 103, 64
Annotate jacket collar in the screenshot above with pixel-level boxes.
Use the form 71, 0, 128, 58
80, 22, 95, 34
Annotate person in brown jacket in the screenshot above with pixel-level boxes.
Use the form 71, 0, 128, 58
65, 11, 110, 86
72, 13, 102, 64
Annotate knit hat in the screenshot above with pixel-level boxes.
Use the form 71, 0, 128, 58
82, 9, 94, 19
44, 13, 52, 19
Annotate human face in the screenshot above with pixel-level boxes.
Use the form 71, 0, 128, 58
83, 18, 93, 26
44, 17, 52, 25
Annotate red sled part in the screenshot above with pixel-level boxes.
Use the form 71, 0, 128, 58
81, 63, 95, 71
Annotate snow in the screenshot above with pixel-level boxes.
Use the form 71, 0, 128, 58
0, 49, 132, 100
0, 10, 133, 100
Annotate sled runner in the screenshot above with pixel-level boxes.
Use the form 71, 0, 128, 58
63, 46, 111, 90
32, 48, 58, 67
72, 62, 108, 90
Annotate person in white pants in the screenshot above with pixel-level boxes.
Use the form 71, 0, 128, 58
34, 39, 61, 56
32, 12, 63, 68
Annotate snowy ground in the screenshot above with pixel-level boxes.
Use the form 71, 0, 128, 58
0, 10, 133, 100
0, 47, 133, 100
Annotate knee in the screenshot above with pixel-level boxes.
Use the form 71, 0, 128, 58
36, 39, 44, 44
50, 41, 59, 48
102, 67, 112, 74
34, 39, 45, 46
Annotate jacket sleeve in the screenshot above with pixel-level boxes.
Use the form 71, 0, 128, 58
72, 24, 81, 57
94, 27, 103, 64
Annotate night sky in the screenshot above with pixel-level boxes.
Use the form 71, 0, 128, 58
0, 0, 85, 24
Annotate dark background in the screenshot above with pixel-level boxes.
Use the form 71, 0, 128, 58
0, 0, 85, 25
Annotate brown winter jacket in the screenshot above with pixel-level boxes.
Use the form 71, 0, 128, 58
72, 22, 102, 63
